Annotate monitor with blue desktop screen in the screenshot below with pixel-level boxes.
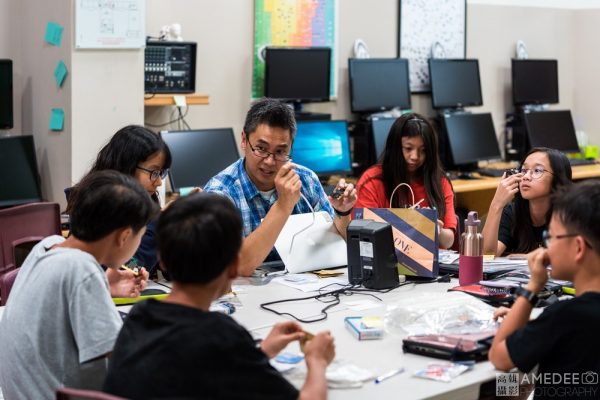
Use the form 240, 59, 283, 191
0, 135, 42, 207
523, 110, 579, 153
443, 112, 501, 169
160, 128, 239, 190
348, 58, 411, 113
371, 117, 396, 161
429, 59, 482, 110
291, 120, 352, 175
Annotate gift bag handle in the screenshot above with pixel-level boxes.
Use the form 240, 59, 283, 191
389, 183, 425, 209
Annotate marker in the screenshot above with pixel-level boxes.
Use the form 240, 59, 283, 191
374, 367, 405, 384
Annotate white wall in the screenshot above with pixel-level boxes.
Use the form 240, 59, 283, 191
573, 9, 600, 143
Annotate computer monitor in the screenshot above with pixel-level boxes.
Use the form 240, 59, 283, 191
523, 110, 579, 153
443, 112, 501, 169
0, 135, 42, 207
429, 59, 483, 110
160, 128, 240, 191
0, 59, 13, 129
371, 117, 396, 161
291, 120, 352, 175
264, 47, 331, 103
348, 58, 411, 113
512, 59, 559, 106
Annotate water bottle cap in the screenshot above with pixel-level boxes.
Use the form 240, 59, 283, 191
465, 211, 481, 227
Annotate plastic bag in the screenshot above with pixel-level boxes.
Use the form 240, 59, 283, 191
385, 292, 498, 336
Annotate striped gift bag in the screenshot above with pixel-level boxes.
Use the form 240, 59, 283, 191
354, 207, 439, 278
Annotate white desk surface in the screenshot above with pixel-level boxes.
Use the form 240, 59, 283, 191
0, 275, 499, 400
229, 275, 498, 400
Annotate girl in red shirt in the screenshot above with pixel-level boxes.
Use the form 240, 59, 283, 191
355, 113, 456, 249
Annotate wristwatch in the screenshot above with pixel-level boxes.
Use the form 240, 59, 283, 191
514, 286, 539, 306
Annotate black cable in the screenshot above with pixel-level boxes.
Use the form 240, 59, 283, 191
259, 275, 453, 323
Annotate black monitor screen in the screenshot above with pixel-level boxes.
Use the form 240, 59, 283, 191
0, 59, 13, 129
0, 135, 42, 206
429, 59, 483, 109
444, 113, 501, 165
512, 59, 559, 105
160, 128, 239, 190
523, 110, 579, 152
265, 47, 331, 102
348, 58, 411, 113
291, 120, 352, 175
371, 117, 396, 161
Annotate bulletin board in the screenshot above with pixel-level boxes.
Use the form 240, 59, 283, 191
75, 0, 145, 49
252, 0, 338, 99
398, 0, 466, 93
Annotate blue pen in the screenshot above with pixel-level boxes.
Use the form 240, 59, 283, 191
374, 367, 405, 384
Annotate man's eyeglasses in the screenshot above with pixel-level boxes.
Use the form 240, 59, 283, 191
519, 167, 554, 180
542, 230, 593, 249
246, 140, 291, 162
136, 166, 169, 182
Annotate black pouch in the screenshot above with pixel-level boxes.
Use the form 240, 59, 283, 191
402, 331, 495, 362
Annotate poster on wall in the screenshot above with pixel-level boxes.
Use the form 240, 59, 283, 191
398, 0, 466, 93
252, 0, 338, 99
75, 0, 145, 49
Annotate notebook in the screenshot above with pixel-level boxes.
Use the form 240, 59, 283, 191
273, 211, 347, 273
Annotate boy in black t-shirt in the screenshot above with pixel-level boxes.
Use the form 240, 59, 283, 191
489, 180, 600, 399
103, 193, 335, 400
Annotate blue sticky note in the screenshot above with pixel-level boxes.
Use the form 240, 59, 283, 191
54, 60, 68, 88
49, 108, 64, 131
45, 22, 63, 47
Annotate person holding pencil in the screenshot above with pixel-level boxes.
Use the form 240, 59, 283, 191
0, 171, 158, 398
355, 113, 457, 249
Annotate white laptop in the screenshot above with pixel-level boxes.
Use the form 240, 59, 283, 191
274, 211, 348, 274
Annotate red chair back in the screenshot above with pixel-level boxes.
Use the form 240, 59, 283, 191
0, 202, 61, 277
0, 267, 19, 306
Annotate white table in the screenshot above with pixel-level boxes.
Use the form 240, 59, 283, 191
0, 276, 500, 400
230, 275, 499, 400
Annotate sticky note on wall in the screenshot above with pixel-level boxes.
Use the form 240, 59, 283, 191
45, 22, 64, 47
54, 60, 68, 87
49, 108, 64, 131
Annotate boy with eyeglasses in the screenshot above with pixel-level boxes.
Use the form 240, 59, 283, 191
489, 180, 600, 399
204, 98, 357, 276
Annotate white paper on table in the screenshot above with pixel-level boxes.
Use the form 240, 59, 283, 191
271, 276, 348, 292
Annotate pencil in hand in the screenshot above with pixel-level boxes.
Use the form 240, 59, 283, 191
120, 264, 140, 277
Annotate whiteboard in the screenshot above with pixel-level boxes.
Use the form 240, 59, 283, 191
75, 0, 145, 49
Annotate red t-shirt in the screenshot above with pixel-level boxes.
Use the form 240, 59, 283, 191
355, 165, 457, 231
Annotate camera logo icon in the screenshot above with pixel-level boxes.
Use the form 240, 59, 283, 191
582, 371, 598, 385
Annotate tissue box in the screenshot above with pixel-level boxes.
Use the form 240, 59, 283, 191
344, 316, 384, 340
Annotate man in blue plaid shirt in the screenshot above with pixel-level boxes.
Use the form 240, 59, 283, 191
204, 98, 357, 276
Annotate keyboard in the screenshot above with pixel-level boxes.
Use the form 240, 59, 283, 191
568, 158, 597, 166
477, 168, 506, 177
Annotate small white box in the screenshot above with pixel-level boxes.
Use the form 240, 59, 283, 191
344, 316, 384, 340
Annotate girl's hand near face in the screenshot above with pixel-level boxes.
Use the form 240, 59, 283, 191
491, 172, 523, 210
